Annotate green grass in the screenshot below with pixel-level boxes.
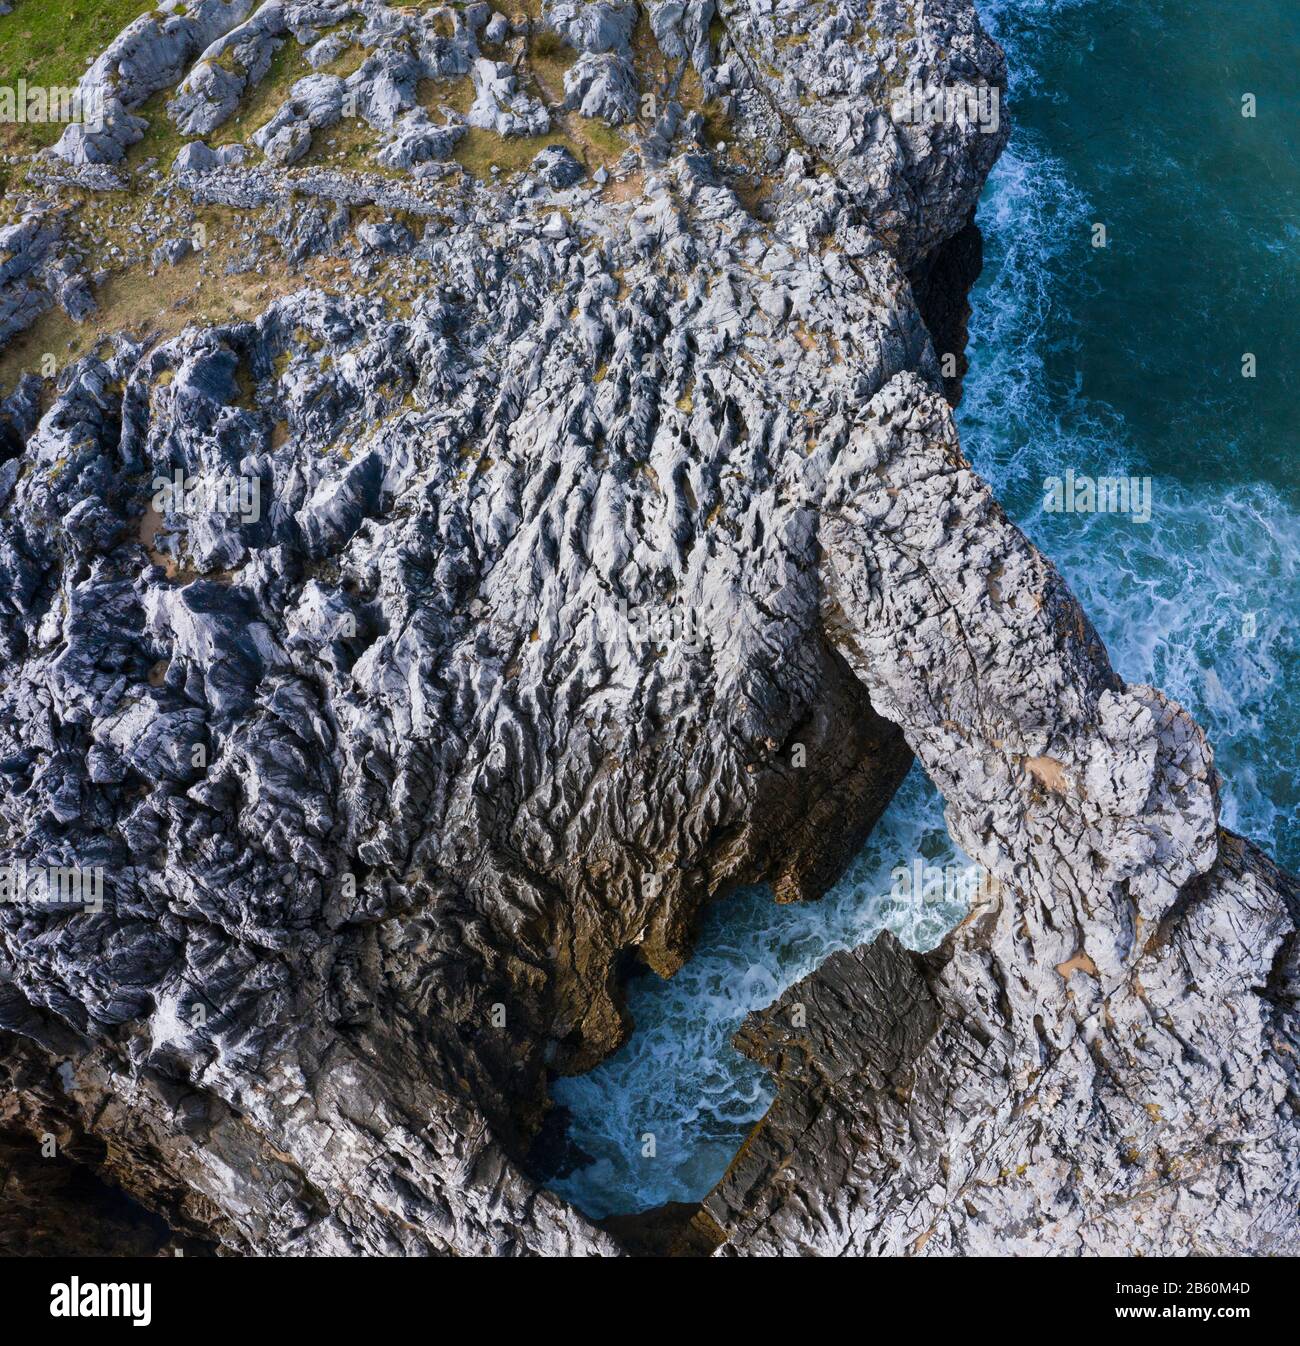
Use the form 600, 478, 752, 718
453, 116, 628, 183
298, 113, 403, 176
454, 126, 574, 180
208, 36, 311, 148
419, 73, 475, 117
529, 36, 576, 106
126, 85, 190, 168
575, 116, 627, 161
0, 0, 159, 147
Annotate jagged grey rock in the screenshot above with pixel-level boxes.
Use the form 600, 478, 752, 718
171, 140, 221, 175
546, 0, 637, 55
169, 140, 251, 174
564, 51, 639, 124
531, 144, 586, 188
151, 237, 195, 268
1, 0, 1295, 1261
251, 73, 347, 163
0, 205, 97, 343
468, 58, 551, 137
375, 109, 465, 171
704, 374, 1300, 1255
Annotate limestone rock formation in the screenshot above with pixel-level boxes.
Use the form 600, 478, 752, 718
705, 375, 1300, 1254
0, 207, 96, 344
0, 0, 1294, 1259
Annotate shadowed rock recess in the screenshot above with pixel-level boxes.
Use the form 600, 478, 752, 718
0, 0, 1294, 1257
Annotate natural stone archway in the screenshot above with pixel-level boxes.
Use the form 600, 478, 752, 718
0, 0, 1293, 1257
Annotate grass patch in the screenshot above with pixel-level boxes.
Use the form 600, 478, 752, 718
569, 113, 627, 163
454, 113, 627, 182
124, 86, 191, 169
0, 200, 358, 397
732, 172, 774, 216
677, 66, 730, 146
453, 125, 572, 180
298, 112, 380, 171
317, 42, 367, 81
419, 74, 475, 116
208, 35, 311, 149
529, 32, 576, 103
0, 0, 159, 148
532, 30, 568, 62
515, 31, 629, 174
700, 100, 729, 145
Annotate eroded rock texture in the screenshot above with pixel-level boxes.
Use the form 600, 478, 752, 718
704, 376, 1300, 1254
0, 0, 1293, 1257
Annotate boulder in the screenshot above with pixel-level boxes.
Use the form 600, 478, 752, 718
531, 144, 586, 187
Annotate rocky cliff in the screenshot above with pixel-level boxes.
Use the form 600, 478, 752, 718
0, 0, 1293, 1256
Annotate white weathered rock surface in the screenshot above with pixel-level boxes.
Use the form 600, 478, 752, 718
706, 374, 1300, 1255
1, 0, 1294, 1259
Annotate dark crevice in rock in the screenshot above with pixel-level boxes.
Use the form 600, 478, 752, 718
599, 1201, 725, 1257
0, 1124, 181, 1257
521, 1101, 594, 1188
907, 211, 985, 407
0, 1029, 226, 1255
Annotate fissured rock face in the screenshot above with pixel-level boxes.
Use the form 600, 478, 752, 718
3, 0, 1292, 1259
706, 376, 1300, 1254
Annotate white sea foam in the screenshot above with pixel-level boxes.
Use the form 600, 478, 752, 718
957, 97, 1297, 866
1026, 482, 1297, 856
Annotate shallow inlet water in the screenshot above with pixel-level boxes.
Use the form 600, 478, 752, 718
551, 0, 1299, 1219
551, 768, 968, 1218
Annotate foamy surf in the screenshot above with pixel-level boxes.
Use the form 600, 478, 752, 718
551, 768, 969, 1218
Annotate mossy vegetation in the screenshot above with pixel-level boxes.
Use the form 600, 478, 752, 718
209, 37, 312, 149
0, 0, 159, 149
574, 115, 627, 161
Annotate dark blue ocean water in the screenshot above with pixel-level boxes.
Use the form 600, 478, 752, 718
551, 0, 1299, 1219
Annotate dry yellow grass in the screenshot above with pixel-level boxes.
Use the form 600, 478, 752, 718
0, 203, 365, 396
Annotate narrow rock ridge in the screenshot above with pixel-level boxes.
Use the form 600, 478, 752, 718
0, 0, 1291, 1257
704, 376, 1300, 1253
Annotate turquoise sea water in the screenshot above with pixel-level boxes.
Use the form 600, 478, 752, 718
965, 0, 1298, 866
551, 0, 1299, 1219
